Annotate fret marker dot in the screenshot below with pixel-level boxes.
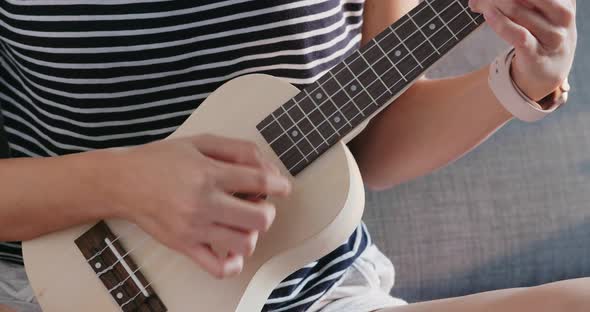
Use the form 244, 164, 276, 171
291, 130, 299, 137
94, 262, 102, 269
316, 93, 323, 100
394, 50, 402, 57
350, 85, 358, 92
334, 116, 341, 123
116, 292, 123, 300
429, 23, 436, 30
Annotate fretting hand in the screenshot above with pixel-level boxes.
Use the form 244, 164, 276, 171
469, 0, 577, 101
100, 134, 292, 279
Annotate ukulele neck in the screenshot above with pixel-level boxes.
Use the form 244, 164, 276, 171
258, 0, 485, 176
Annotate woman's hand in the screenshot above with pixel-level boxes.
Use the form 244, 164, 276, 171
469, 0, 577, 101
101, 134, 291, 278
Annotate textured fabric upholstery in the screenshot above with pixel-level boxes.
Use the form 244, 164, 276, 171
363, 4, 590, 303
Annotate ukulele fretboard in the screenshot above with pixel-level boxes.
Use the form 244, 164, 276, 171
257, 0, 485, 175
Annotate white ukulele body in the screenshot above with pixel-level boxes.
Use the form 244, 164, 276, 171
22, 74, 366, 312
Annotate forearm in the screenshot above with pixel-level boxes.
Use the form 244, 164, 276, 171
0, 151, 116, 241
350, 66, 513, 190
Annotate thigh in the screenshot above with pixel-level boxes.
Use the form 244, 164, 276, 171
378, 278, 590, 312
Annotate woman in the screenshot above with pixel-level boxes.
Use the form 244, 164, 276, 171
0, 0, 586, 311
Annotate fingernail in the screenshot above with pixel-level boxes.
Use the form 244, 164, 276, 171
225, 255, 244, 277
272, 175, 292, 193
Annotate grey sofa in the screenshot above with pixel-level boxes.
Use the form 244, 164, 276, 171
363, 2, 590, 303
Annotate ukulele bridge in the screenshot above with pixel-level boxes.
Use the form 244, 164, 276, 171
75, 221, 167, 312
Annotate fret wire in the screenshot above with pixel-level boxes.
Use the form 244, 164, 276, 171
260, 0, 461, 134
425, 0, 459, 41
343, 60, 380, 107
287, 12, 480, 172
266, 97, 327, 148
260, 0, 474, 136
269, 2, 473, 141
303, 88, 343, 135
328, 71, 365, 117
390, 24, 424, 69
408, 13, 440, 55
315, 80, 353, 128
289, 97, 330, 147
455, 0, 478, 26
372, 38, 407, 82
282, 105, 319, 156
315, 0, 461, 92
271, 113, 308, 163
359, 52, 392, 94
277, 98, 341, 159
307, 80, 352, 123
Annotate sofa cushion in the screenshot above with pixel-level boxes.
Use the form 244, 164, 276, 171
362, 9, 590, 303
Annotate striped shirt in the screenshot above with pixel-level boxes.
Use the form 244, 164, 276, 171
0, 1, 371, 311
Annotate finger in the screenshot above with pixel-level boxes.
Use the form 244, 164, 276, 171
468, 0, 488, 13
484, 7, 539, 56
211, 192, 276, 232
496, 0, 564, 50
204, 225, 259, 257
525, 0, 575, 27
214, 161, 291, 196
194, 134, 280, 172
185, 244, 244, 279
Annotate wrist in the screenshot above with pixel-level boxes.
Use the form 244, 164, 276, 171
510, 56, 564, 103
489, 48, 567, 123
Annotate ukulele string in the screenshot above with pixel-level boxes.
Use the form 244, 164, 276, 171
86, 223, 138, 263
96, 234, 152, 277
119, 255, 183, 309
107, 242, 170, 293
89, 0, 460, 264
114, 195, 268, 304
287, 7, 482, 173
272, 5, 481, 172
114, 12, 478, 309
96, 192, 264, 277
258, 0, 475, 134
94, 1, 478, 296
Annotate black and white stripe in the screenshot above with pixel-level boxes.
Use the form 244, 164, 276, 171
0, 242, 23, 265
0, 1, 370, 309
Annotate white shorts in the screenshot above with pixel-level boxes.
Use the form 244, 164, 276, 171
0, 262, 40, 312
0, 245, 405, 312
309, 245, 407, 312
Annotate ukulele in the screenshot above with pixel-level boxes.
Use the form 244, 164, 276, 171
22, 1, 484, 311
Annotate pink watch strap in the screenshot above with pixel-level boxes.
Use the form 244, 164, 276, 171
488, 49, 559, 123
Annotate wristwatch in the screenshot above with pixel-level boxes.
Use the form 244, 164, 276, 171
489, 48, 570, 122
